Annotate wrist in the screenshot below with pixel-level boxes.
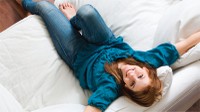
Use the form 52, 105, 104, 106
84, 105, 102, 112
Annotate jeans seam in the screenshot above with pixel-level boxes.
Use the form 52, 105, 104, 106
40, 9, 73, 66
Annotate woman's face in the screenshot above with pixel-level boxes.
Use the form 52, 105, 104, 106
118, 62, 151, 92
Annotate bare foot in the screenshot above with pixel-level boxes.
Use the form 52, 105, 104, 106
59, 3, 76, 20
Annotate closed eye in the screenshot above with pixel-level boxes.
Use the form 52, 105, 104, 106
130, 81, 135, 87
138, 74, 143, 78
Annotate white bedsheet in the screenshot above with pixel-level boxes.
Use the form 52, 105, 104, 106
0, 16, 89, 111
0, 84, 24, 112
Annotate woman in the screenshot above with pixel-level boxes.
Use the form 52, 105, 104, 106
18, 0, 200, 112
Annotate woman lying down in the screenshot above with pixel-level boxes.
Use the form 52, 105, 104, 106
17, 0, 200, 112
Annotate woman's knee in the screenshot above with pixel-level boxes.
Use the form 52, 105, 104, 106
76, 4, 98, 20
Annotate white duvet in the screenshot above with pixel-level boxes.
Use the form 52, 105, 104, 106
0, 0, 200, 112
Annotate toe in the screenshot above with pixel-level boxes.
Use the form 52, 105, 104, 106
71, 4, 75, 9
68, 3, 72, 8
59, 4, 64, 10
64, 3, 68, 8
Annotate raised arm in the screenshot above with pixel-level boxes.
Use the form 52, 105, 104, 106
175, 31, 200, 56
132, 31, 200, 68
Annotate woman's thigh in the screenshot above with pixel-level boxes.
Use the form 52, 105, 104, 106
70, 4, 115, 44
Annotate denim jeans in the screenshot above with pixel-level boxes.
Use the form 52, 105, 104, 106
22, 0, 114, 69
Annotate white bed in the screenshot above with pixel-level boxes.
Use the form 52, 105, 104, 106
0, 0, 199, 112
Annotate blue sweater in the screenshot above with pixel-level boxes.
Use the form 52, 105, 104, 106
72, 36, 179, 111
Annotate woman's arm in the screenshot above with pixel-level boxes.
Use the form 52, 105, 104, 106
83, 73, 119, 112
132, 31, 200, 68
175, 31, 200, 56
84, 105, 101, 112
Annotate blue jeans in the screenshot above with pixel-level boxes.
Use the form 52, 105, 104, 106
22, 0, 114, 69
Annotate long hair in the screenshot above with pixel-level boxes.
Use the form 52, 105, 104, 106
104, 58, 162, 107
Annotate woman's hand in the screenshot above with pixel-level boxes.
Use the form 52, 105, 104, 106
84, 105, 101, 112
175, 31, 200, 56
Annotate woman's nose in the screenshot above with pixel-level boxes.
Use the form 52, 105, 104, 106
127, 71, 136, 79
128, 70, 141, 79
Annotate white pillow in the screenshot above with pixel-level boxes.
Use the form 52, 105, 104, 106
156, 66, 173, 97
171, 43, 200, 69
153, 0, 200, 69
153, 0, 200, 45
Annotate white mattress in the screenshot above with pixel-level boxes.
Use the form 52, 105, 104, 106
0, 0, 199, 112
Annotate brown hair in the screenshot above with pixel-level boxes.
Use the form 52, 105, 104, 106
104, 58, 162, 107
